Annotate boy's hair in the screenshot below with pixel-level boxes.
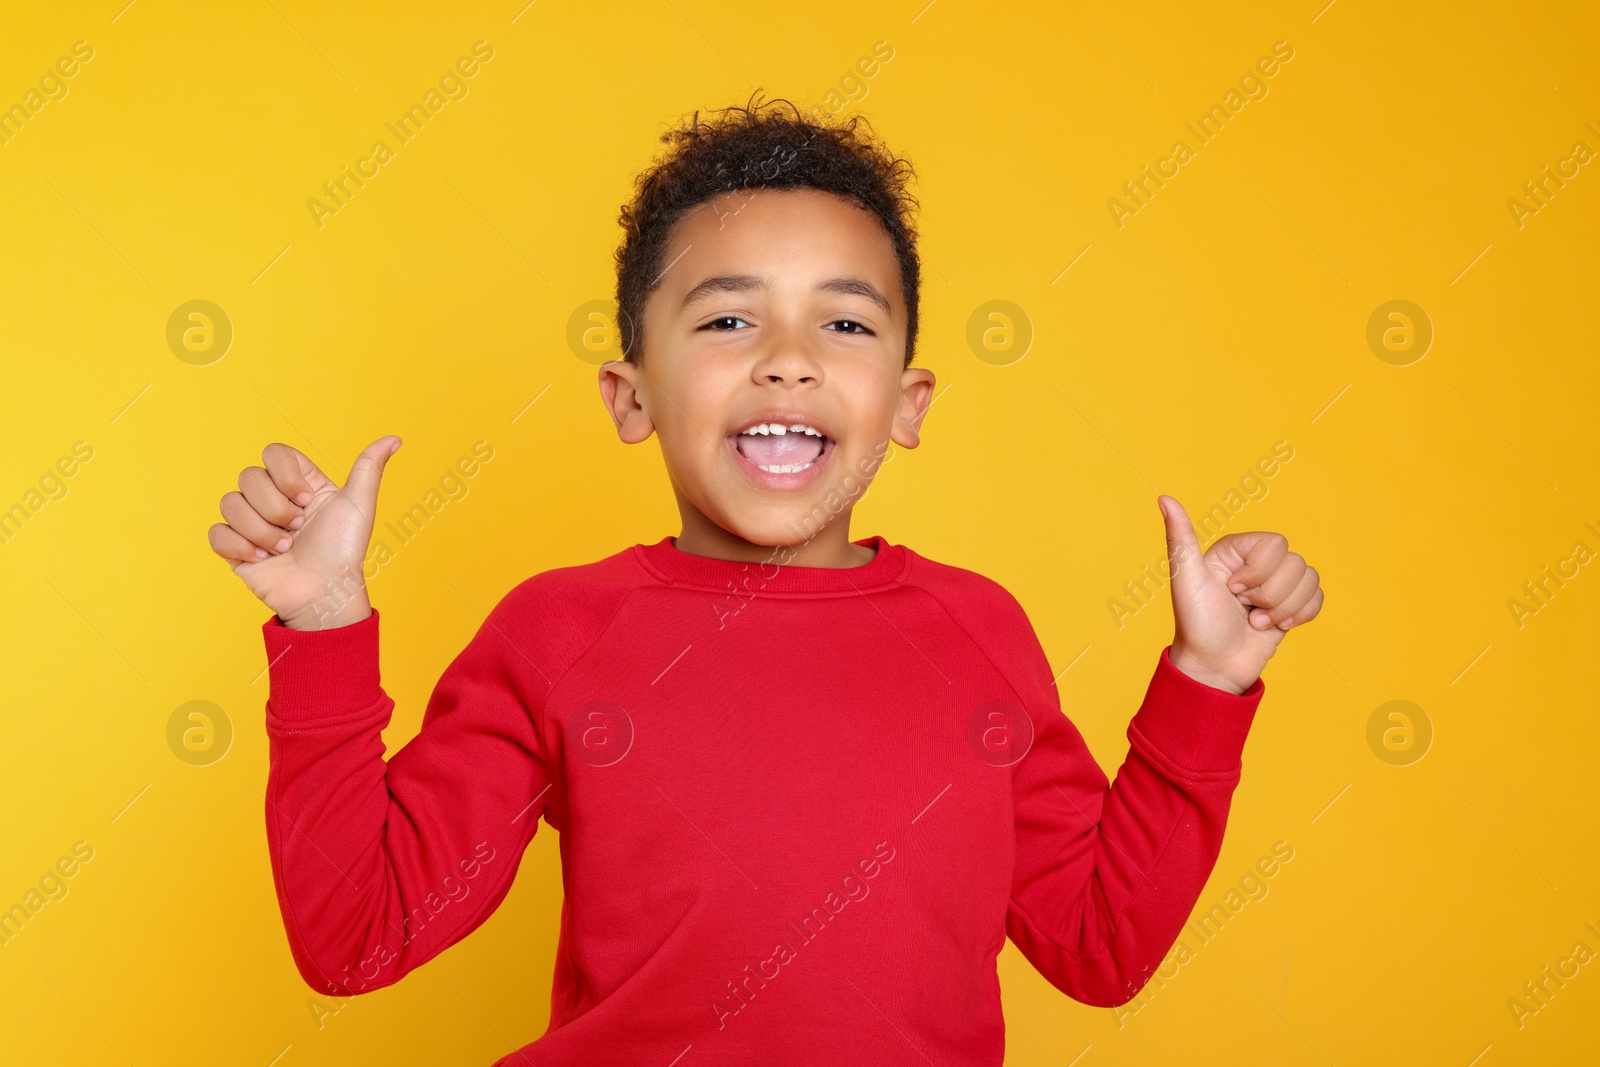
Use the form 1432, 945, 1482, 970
614, 91, 921, 367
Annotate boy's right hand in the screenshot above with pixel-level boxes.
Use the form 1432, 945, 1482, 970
208, 436, 401, 631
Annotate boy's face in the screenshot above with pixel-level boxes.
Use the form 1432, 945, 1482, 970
600, 187, 935, 551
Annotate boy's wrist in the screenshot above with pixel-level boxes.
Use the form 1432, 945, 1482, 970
1168, 642, 1252, 695
281, 590, 373, 632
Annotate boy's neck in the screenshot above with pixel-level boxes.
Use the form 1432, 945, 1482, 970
671, 501, 876, 569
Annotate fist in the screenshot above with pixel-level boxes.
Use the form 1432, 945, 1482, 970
207, 436, 401, 630
1158, 494, 1324, 694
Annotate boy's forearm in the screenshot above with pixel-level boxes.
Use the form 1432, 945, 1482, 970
1097, 650, 1264, 1001
266, 713, 403, 994
259, 606, 551, 998
262, 610, 413, 995
1008, 648, 1263, 1006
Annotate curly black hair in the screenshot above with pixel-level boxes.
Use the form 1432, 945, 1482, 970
613, 91, 921, 367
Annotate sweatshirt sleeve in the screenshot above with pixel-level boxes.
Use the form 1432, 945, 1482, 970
259, 602, 552, 997
958, 579, 1264, 1008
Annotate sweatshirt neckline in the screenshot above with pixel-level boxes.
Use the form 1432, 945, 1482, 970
633, 534, 910, 595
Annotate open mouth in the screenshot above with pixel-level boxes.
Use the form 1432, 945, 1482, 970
731, 422, 831, 475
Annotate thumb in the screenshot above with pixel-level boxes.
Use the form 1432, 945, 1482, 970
344, 435, 402, 506
1158, 495, 1206, 593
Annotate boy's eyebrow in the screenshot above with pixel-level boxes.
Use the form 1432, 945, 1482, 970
818, 277, 892, 315
680, 274, 892, 315
680, 274, 764, 309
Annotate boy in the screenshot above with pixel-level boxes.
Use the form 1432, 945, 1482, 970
209, 96, 1323, 1064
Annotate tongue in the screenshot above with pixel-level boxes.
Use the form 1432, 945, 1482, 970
737, 432, 824, 466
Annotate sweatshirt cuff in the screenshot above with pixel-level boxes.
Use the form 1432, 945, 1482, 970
1126, 645, 1265, 776
261, 607, 385, 721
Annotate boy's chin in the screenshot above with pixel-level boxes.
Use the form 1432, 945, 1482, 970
716, 511, 829, 551
702, 497, 859, 553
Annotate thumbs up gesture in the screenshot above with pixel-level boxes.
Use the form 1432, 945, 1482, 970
1158, 494, 1324, 694
207, 437, 402, 631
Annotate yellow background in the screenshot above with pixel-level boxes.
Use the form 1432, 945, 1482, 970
2, 0, 1597, 1063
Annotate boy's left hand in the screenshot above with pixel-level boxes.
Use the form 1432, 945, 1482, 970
1158, 494, 1324, 695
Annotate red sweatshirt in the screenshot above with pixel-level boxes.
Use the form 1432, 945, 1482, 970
261, 535, 1263, 1065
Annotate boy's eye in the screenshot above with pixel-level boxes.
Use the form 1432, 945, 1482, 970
698, 316, 875, 334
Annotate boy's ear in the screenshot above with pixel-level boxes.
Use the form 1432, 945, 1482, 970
598, 360, 656, 444
889, 367, 936, 448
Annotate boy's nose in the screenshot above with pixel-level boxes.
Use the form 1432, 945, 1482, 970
750, 328, 824, 385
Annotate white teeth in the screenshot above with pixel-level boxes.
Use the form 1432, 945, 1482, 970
739, 422, 824, 437
757, 462, 814, 473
